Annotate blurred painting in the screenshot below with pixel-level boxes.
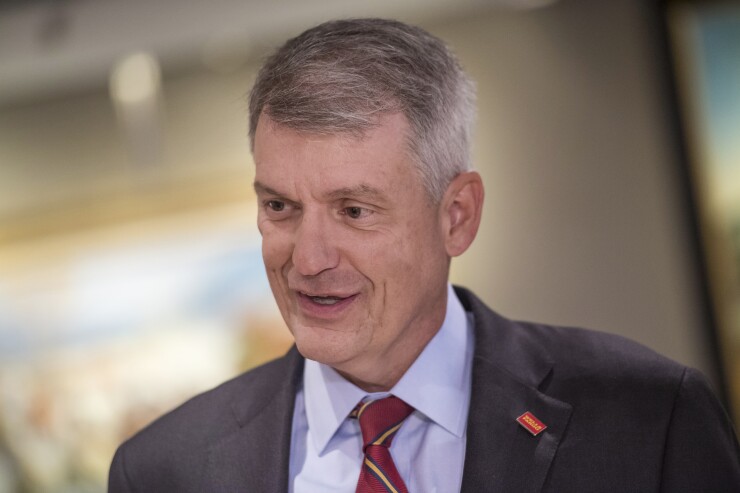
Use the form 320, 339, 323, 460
0, 22, 297, 489
667, 1, 740, 425
0, 202, 291, 492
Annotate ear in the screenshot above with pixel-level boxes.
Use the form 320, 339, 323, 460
440, 171, 484, 257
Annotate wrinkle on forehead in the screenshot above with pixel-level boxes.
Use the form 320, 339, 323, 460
257, 112, 414, 175
256, 111, 415, 160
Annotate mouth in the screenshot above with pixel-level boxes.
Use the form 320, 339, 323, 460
299, 291, 355, 304
305, 294, 345, 305
295, 291, 359, 318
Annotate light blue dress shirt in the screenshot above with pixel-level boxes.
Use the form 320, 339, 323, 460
289, 284, 475, 493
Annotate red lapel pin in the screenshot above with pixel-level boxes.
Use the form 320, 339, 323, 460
516, 411, 547, 436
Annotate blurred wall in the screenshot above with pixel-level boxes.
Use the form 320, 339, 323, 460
443, 1, 715, 384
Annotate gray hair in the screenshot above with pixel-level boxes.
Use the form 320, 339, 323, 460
248, 18, 476, 202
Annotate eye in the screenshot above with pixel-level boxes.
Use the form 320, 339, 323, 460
346, 206, 363, 219
261, 199, 295, 220
342, 206, 373, 221
266, 200, 285, 212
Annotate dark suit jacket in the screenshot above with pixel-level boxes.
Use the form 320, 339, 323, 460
109, 287, 740, 492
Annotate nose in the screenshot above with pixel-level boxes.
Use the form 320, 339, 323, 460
291, 211, 339, 276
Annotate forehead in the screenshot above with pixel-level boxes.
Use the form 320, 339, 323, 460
253, 113, 421, 197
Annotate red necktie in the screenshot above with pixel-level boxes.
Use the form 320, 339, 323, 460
354, 396, 414, 493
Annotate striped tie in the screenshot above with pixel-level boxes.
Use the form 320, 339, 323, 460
354, 396, 414, 493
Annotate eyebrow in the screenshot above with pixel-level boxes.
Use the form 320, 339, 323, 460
254, 181, 388, 204
325, 184, 388, 203
253, 181, 284, 197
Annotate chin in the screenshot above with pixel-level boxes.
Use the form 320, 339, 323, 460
291, 323, 357, 366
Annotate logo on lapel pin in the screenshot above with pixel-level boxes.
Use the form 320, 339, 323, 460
516, 411, 547, 436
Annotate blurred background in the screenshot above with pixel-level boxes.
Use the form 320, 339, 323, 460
1, 0, 739, 491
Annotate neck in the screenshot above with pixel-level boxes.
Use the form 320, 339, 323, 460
335, 365, 406, 393
334, 287, 449, 393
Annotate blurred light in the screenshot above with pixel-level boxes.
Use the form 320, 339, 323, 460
109, 53, 161, 107
109, 52, 164, 167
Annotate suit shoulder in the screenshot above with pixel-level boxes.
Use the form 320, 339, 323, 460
115, 349, 300, 462
523, 320, 685, 379
500, 317, 713, 417
457, 286, 691, 389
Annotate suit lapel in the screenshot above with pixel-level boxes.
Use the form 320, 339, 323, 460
460, 357, 572, 493
456, 287, 573, 493
205, 347, 303, 493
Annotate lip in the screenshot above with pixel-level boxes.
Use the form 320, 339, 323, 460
295, 291, 359, 320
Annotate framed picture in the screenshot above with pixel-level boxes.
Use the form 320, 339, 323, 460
664, 0, 740, 425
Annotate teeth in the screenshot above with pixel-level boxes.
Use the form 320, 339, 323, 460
309, 296, 341, 305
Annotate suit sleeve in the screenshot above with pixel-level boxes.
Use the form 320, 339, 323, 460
660, 367, 740, 492
108, 445, 135, 493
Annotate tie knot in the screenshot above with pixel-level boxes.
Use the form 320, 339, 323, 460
354, 396, 414, 451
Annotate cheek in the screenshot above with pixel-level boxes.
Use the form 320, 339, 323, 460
260, 226, 294, 271
261, 230, 295, 319
382, 222, 446, 302
398, 217, 442, 262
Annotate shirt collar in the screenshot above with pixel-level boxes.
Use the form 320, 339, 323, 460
303, 284, 474, 454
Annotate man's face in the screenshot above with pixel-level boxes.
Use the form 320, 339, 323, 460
253, 113, 451, 389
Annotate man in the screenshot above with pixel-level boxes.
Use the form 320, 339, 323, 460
109, 18, 740, 492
